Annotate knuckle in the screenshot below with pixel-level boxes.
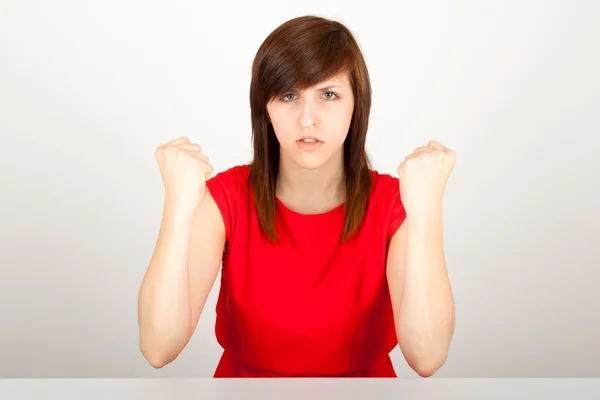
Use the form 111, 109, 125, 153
165, 147, 178, 157
195, 157, 206, 167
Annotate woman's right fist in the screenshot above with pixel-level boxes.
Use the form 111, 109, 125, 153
155, 136, 214, 211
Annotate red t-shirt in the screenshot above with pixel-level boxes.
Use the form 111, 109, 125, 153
205, 164, 406, 377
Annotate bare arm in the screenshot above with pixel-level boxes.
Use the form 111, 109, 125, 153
137, 190, 225, 368
386, 206, 455, 377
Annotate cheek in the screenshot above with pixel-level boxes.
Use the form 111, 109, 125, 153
271, 119, 295, 143
330, 106, 354, 138
332, 99, 353, 121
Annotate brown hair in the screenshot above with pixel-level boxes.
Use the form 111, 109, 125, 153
248, 15, 373, 245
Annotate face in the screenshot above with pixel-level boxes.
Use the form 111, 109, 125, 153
266, 73, 354, 170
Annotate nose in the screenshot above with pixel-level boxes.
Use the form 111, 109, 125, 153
300, 101, 317, 128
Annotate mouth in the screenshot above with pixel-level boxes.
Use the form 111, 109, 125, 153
296, 135, 322, 144
296, 135, 324, 151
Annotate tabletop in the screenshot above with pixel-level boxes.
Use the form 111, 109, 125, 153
1, 378, 600, 399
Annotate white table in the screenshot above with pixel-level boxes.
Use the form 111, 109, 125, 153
1, 378, 599, 399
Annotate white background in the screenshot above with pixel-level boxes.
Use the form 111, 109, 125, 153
1, 0, 598, 378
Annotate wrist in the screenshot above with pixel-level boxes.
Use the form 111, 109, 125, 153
164, 194, 198, 220
405, 203, 443, 231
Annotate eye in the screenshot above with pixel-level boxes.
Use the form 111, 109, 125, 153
323, 91, 339, 101
280, 92, 340, 102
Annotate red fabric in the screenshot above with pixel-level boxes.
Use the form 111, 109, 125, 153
205, 164, 406, 378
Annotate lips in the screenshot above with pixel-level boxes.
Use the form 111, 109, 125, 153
296, 135, 322, 143
296, 136, 324, 151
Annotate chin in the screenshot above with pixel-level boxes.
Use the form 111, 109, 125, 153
280, 140, 344, 170
290, 152, 336, 170
296, 160, 328, 170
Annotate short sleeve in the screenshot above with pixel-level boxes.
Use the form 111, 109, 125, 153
386, 176, 407, 243
205, 165, 244, 242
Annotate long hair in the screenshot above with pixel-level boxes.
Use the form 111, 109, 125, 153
249, 15, 373, 245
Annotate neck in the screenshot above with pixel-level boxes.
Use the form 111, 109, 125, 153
276, 149, 346, 213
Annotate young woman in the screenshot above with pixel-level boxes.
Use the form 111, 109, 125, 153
138, 15, 456, 378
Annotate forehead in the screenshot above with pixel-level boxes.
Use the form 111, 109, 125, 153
322, 71, 350, 85
302, 73, 351, 91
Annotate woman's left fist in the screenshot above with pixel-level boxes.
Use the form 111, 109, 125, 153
397, 141, 456, 216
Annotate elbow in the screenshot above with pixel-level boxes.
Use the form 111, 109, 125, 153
400, 338, 449, 378
139, 339, 179, 369
137, 322, 190, 369
412, 363, 440, 378
141, 347, 174, 369
398, 324, 454, 378
145, 354, 169, 369
409, 352, 448, 378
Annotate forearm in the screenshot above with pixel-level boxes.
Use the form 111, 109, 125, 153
397, 204, 455, 374
137, 197, 195, 366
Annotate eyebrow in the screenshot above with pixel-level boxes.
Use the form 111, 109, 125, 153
284, 83, 346, 95
315, 84, 344, 91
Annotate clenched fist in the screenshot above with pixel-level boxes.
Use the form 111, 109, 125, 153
397, 140, 456, 218
155, 136, 214, 213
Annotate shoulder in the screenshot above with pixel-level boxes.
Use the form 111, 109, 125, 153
204, 164, 252, 241
369, 169, 406, 241
369, 169, 400, 199
206, 164, 251, 195
208, 164, 251, 185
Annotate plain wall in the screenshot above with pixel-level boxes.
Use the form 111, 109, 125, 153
1, 0, 599, 378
